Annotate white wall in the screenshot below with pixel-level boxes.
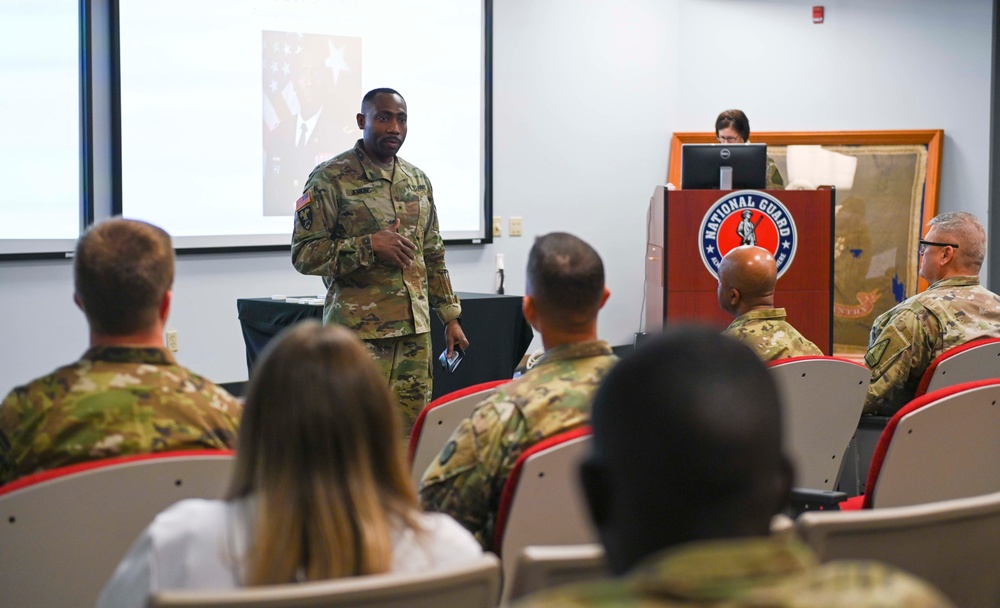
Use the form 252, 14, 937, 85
672, 0, 992, 231
0, 0, 992, 397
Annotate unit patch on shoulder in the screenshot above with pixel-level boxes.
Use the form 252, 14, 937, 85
297, 205, 314, 230
698, 190, 798, 280
865, 339, 890, 368
439, 440, 457, 466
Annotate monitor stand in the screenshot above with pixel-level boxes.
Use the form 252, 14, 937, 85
719, 166, 733, 190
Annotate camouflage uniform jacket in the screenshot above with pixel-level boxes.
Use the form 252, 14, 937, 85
0, 346, 242, 484
515, 535, 954, 607
864, 275, 1000, 416
418, 340, 617, 549
766, 156, 785, 190
724, 308, 822, 361
290, 140, 461, 338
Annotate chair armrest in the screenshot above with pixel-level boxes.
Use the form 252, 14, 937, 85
786, 488, 849, 518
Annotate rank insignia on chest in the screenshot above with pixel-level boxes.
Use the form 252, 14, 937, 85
413, 184, 427, 191
351, 187, 374, 195
297, 206, 314, 230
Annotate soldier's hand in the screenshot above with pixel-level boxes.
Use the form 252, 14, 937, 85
445, 319, 469, 357
371, 219, 417, 268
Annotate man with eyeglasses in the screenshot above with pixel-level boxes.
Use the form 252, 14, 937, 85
863, 212, 1000, 415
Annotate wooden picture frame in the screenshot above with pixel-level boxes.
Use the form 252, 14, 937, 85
668, 130, 944, 354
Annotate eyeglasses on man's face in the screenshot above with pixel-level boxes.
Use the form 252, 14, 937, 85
918, 239, 959, 256
717, 135, 742, 143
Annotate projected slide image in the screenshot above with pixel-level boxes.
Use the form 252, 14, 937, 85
0, 0, 80, 255
118, 0, 486, 248
262, 31, 361, 216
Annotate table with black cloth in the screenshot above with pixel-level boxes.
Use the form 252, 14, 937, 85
237, 292, 534, 400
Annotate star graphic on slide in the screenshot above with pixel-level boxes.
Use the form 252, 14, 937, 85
325, 42, 351, 85
270, 80, 278, 93
282, 63, 291, 76
284, 43, 292, 55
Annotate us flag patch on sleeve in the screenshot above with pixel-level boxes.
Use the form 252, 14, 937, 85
295, 192, 311, 210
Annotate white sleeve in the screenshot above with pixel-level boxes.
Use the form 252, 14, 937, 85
96, 528, 158, 608
392, 512, 484, 573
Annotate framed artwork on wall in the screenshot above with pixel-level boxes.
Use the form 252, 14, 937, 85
667, 130, 943, 355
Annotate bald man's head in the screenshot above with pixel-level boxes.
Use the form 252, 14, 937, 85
717, 246, 777, 317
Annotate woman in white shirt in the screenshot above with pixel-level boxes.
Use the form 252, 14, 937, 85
99, 321, 482, 607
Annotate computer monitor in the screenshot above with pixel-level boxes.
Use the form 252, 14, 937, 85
681, 143, 768, 189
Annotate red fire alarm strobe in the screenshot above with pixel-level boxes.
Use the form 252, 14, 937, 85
813, 6, 824, 24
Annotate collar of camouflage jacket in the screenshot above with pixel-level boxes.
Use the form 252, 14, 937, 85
928, 275, 981, 290
535, 340, 615, 368
731, 307, 787, 327
353, 139, 414, 184
629, 535, 815, 601
81, 346, 177, 366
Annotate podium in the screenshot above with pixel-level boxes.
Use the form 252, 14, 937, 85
644, 187, 835, 354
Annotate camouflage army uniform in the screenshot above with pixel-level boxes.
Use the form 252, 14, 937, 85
291, 140, 462, 430
0, 346, 241, 484
724, 308, 822, 362
864, 276, 1000, 416
766, 156, 785, 190
515, 536, 955, 607
419, 340, 616, 550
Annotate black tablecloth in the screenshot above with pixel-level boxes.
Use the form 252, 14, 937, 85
237, 292, 534, 400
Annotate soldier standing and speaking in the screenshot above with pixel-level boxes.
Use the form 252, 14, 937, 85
291, 88, 468, 432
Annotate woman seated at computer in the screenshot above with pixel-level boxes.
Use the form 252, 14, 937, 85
715, 109, 785, 190
98, 321, 481, 606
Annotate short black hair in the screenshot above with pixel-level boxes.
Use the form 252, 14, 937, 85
526, 232, 604, 329
591, 325, 784, 509
361, 88, 404, 113
582, 326, 790, 573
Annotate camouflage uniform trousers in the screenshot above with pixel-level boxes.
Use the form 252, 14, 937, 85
364, 332, 433, 434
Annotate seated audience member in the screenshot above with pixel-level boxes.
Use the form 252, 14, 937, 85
518, 327, 955, 607
864, 211, 1000, 415
0, 218, 241, 484
419, 232, 616, 549
718, 245, 822, 361
98, 321, 481, 606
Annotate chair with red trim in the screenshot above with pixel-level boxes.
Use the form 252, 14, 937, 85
505, 543, 608, 603
0, 450, 235, 608
767, 356, 869, 491
148, 553, 502, 608
797, 490, 1000, 608
914, 337, 1000, 397
407, 379, 510, 487
839, 378, 1000, 510
492, 426, 596, 603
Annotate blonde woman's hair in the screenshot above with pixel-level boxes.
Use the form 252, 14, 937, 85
226, 321, 420, 585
